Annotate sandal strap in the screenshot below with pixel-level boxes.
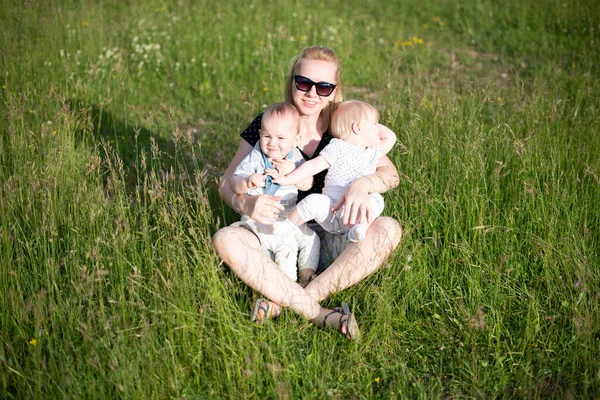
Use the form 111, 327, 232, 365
321, 302, 351, 331
251, 298, 270, 323
321, 307, 341, 329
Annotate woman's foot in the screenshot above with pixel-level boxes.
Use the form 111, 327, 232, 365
251, 298, 281, 324
311, 302, 360, 340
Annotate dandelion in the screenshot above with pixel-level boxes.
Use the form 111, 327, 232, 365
423, 23, 429, 29
1, 85, 5, 89
81, 21, 89, 27
263, 86, 268, 92
29, 338, 37, 346
52, 130, 57, 136
424, 98, 432, 110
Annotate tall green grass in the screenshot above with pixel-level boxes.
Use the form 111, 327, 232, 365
1, 0, 599, 398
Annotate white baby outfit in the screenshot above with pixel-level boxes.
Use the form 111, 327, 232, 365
232, 143, 319, 281
294, 138, 385, 240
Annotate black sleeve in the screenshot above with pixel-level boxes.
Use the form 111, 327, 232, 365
240, 113, 263, 147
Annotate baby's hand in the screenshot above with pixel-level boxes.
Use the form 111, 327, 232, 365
264, 168, 282, 179
248, 173, 267, 188
270, 158, 295, 176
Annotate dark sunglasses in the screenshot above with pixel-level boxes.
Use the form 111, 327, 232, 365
294, 75, 336, 97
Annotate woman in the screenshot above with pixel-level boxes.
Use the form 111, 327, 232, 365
213, 46, 402, 339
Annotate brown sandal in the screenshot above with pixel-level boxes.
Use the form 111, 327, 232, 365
314, 302, 360, 340
251, 298, 281, 324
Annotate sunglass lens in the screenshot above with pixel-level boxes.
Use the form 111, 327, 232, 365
316, 84, 334, 96
295, 77, 312, 92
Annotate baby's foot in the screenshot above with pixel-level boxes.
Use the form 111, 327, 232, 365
299, 269, 316, 287
348, 224, 367, 242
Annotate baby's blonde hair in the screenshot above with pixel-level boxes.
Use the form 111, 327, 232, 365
330, 100, 379, 140
261, 102, 300, 135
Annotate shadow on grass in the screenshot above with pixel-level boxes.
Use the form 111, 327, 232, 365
69, 99, 238, 230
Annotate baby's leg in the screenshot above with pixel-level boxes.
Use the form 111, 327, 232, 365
258, 230, 299, 281
295, 225, 320, 286
295, 194, 339, 233
348, 193, 385, 242
274, 194, 333, 236
269, 237, 299, 282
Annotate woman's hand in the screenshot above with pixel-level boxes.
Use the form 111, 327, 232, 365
244, 193, 284, 224
332, 154, 400, 226
332, 177, 374, 226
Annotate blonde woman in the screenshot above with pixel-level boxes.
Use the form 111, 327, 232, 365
213, 46, 402, 339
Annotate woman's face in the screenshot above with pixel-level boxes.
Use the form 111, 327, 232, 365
292, 59, 337, 118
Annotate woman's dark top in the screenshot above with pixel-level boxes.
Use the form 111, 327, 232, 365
240, 113, 333, 203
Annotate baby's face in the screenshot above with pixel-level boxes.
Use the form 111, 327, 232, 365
259, 115, 299, 159
358, 113, 381, 147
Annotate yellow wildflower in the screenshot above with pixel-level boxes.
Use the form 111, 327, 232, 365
29, 338, 37, 346
374, 377, 381, 384
81, 21, 89, 27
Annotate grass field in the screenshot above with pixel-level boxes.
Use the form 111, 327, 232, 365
1, 0, 599, 398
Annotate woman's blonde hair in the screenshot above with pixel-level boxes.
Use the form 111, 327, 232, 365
330, 100, 379, 140
285, 46, 343, 126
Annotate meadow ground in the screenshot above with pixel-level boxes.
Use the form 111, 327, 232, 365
1, 0, 599, 398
